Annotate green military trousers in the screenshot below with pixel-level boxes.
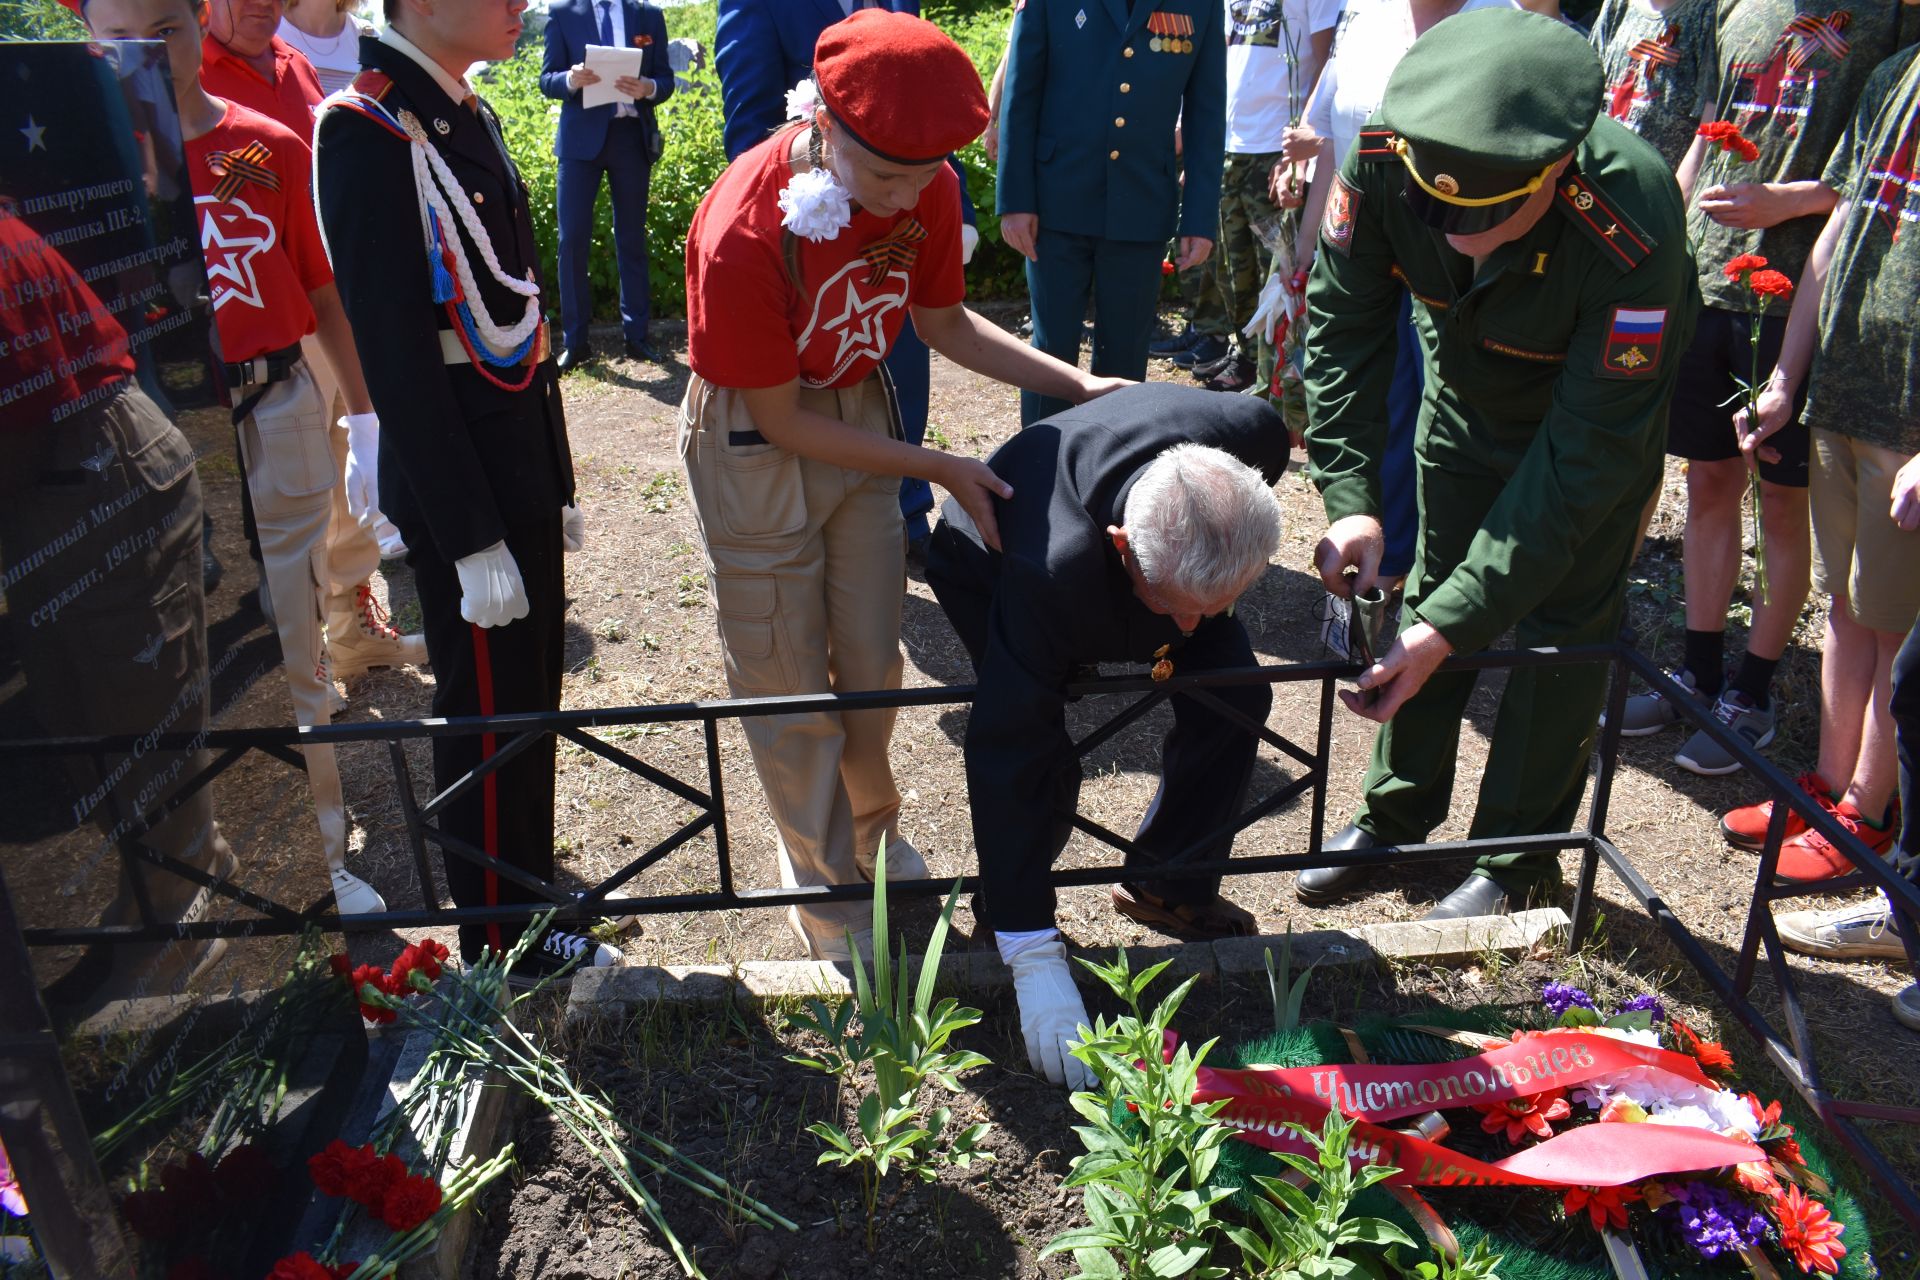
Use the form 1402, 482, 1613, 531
1351, 439, 1656, 895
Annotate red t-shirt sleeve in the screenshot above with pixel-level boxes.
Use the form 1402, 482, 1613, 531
277, 133, 334, 294
910, 164, 965, 310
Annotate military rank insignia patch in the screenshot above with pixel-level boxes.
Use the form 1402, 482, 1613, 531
1322, 174, 1360, 256
1600, 306, 1666, 378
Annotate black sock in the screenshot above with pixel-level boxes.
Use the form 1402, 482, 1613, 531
1729, 652, 1779, 708
1682, 630, 1725, 695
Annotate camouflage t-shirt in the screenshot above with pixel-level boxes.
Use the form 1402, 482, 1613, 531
1802, 46, 1920, 453
1591, 0, 1721, 170
1689, 0, 1920, 311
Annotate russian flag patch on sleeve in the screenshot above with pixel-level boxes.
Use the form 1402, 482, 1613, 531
1600, 306, 1667, 379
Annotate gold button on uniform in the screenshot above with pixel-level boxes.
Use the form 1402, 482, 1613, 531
1120, 82, 1131, 92
473, 191, 485, 204
1109, 149, 1120, 159
1115, 116, 1125, 127
1123, 45, 1134, 57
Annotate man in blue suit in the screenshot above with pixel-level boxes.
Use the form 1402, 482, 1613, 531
998, 0, 1224, 425
541, 0, 674, 369
714, 0, 978, 551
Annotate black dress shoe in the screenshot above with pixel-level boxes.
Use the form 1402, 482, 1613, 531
1295, 823, 1381, 904
1420, 875, 1512, 922
556, 344, 595, 373
624, 338, 663, 363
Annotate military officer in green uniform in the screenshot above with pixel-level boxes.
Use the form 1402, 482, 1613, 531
996, 0, 1226, 425
1298, 8, 1701, 920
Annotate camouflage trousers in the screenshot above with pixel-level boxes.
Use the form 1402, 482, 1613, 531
1217, 150, 1286, 356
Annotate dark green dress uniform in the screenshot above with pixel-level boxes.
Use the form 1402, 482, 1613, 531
997, 0, 1226, 425
1304, 9, 1701, 899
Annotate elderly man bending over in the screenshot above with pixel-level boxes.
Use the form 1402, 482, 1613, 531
926, 382, 1290, 1087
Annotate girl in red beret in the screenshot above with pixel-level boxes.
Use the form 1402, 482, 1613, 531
680, 9, 1126, 961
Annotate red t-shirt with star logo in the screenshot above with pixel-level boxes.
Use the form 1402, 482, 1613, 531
185, 99, 331, 364
685, 124, 965, 390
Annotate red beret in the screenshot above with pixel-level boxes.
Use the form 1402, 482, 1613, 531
812, 10, 990, 166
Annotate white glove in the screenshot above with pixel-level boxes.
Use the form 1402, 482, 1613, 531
372, 515, 407, 559
1243, 272, 1287, 343
1007, 940, 1094, 1089
960, 223, 981, 265
339, 413, 381, 525
454, 541, 530, 628
561, 503, 584, 553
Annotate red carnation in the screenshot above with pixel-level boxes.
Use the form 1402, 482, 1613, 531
351, 964, 398, 1023
1670, 1017, 1736, 1073
214, 1143, 276, 1205
1722, 253, 1768, 281
1734, 137, 1761, 162
1773, 1185, 1847, 1275
379, 1173, 444, 1231
1161, 259, 1175, 276
120, 1187, 181, 1241
347, 1151, 409, 1214
1749, 269, 1794, 299
328, 952, 353, 978
1697, 120, 1758, 159
307, 1139, 360, 1197
1564, 1183, 1641, 1231
266, 1253, 338, 1280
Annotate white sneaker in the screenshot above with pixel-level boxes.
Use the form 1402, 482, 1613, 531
535, 925, 623, 969
327, 583, 428, 678
1895, 985, 1920, 1032
1774, 899, 1905, 960
330, 867, 387, 915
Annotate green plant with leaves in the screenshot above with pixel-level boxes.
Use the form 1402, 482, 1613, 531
1225, 1108, 1419, 1280
1042, 951, 1237, 1279
1397, 1237, 1505, 1280
1265, 925, 1319, 1036
784, 849, 992, 1248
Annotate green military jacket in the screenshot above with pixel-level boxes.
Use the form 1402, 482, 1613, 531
1304, 114, 1701, 657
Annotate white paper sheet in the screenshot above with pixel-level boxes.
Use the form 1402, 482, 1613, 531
582, 44, 646, 109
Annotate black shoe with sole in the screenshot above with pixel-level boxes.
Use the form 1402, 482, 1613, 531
1171, 334, 1230, 368
624, 338, 663, 363
557, 344, 595, 373
1203, 354, 1257, 392
1295, 823, 1382, 903
1420, 875, 1514, 922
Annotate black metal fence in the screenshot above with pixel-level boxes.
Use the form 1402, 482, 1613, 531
4, 643, 1918, 1236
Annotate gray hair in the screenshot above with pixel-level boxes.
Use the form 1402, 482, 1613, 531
1123, 444, 1282, 604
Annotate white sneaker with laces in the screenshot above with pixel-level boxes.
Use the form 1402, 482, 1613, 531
1774, 898, 1905, 960
539, 926, 623, 969
330, 867, 387, 915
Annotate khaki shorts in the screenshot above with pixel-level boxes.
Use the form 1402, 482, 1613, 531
1810, 428, 1920, 633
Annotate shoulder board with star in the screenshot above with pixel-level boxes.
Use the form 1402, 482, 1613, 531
1355, 129, 1398, 162
1554, 172, 1655, 272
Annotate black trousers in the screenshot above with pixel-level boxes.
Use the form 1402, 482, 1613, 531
1891, 616, 1920, 956
408, 514, 564, 959
926, 522, 1270, 928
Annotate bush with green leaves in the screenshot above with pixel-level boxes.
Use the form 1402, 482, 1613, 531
784, 853, 992, 1248
1224, 1108, 1420, 1280
1043, 951, 1238, 1279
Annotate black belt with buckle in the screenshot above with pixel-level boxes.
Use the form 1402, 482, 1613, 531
224, 342, 304, 392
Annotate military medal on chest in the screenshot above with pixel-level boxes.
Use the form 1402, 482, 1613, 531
1151, 643, 1173, 682
1146, 10, 1195, 52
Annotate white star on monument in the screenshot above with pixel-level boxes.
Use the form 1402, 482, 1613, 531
20, 116, 47, 152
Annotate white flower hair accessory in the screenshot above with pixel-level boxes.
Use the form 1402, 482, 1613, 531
778, 165, 853, 243
784, 76, 821, 122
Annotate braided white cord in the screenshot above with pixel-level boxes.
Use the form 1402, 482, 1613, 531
413, 135, 541, 355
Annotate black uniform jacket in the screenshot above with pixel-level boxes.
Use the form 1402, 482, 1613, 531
942, 383, 1292, 896
316, 35, 574, 564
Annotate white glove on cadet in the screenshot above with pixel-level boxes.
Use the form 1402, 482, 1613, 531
1006, 939, 1094, 1089
959, 223, 981, 265
339, 413, 381, 525
455, 541, 530, 628
1243, 273, 1287, 344
561, 503, 585, 553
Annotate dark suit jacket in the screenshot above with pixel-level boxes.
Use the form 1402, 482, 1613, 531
713, 0, 917, 161
942, 384, 1290, 914
540, 0, 675, 162
316, 36, 575, 564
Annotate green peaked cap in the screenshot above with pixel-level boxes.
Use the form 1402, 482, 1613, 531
1380, 8, 1604, 211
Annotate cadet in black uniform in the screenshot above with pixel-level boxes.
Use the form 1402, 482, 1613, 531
315, 4, 621, 974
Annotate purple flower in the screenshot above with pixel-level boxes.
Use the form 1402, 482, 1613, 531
1614, 993, 1667, 1023
1654, 1181, 1768, 1260
0, 1135, 24, 1217
1542, 982, 1597, 1018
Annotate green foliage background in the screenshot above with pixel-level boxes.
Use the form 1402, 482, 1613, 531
480, 0, 1024, 321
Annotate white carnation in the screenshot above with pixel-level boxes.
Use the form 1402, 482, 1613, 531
784, 77, 821, 122
777, 166, 853, 243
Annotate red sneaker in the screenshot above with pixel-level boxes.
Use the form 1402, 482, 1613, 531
1720, 772, 1838, 850
1774, 799, 1900, 883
